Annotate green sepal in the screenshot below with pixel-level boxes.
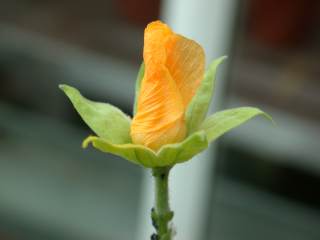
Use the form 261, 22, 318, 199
82, 131, 208, 168
133, 62, 145, 115
200, 107, 273, 142
157, 131, 208, 165
185, 56, 227, 135
59, 84, 131, 144
82, 136, 157, 167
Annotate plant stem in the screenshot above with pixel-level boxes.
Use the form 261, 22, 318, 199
151, 167, 173, 240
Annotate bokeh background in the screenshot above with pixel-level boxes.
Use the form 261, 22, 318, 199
0, 0, 320, 240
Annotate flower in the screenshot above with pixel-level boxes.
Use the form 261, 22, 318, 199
59, 20, 271, 168
131, 21, 205, 150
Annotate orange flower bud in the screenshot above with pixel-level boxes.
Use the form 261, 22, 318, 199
131, 21, 205, 150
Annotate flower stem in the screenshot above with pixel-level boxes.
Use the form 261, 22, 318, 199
151, 167, 174, 240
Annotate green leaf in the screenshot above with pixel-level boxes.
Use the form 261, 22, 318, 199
82, 136, 158, 168
185, 56, 227, 135
200, 107, 272, 142
157, 131, 208, 166
59, 84, 131, 144
133, 63, 145, 115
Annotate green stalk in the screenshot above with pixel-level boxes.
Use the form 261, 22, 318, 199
151, 167, 174, 240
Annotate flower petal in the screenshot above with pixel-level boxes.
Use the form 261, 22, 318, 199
143, 21, 205, 108
143, 21, 172, 65
131, 21, 190, 151
165, 34, 205, 107
131, 21, 206, 151
131, 63, 186, 151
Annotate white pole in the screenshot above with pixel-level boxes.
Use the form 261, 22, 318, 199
136, 1, 238, 239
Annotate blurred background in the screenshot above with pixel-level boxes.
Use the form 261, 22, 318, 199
0, 0, 320, 239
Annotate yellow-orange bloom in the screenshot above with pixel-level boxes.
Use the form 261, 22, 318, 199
60, 21, 268, 167
131, 21, 205, 150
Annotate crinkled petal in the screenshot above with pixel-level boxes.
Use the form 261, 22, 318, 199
131, 21, 205, 151
131, 63, 186, 151
143, 21, 172, 65
165, 34, 205, 107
